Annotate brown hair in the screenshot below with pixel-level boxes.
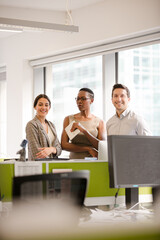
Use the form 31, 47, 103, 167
33, 94, 51, 108
112, 84, 130, 98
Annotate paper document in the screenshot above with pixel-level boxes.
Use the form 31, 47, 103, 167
65, 121, 80, 140
14, 162, 42, 176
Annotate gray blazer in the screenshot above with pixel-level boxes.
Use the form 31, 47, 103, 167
26, 116, 62, 161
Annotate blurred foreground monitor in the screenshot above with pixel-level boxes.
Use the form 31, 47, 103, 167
12, 170, 90, 207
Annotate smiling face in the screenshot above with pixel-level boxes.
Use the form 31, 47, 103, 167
76, 91, 93, 111
112, 88, 130, 116
34, 98, 51, 119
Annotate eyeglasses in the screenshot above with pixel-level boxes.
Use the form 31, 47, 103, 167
75, 97, 90, 101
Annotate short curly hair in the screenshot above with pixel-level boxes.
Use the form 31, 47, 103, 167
79, 88, 94, 99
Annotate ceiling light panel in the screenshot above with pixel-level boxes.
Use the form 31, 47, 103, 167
0, 17, 79, 33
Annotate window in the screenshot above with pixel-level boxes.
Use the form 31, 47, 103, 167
133, 56, 139, 66
118, 43, 160, 135
46, 56, 103, 140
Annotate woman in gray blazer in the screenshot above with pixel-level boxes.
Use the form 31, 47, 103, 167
26, 94, 62, 161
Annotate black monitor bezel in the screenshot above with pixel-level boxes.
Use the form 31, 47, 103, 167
108, 135, 160, 188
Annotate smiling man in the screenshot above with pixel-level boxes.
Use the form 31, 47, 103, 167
106, 83, 152, 136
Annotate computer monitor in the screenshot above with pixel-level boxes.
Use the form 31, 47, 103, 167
107, 135, 160, 189
12, 170, 90, 207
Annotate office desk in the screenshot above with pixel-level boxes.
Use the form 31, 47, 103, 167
0, 200, 159, 240
0, 160, 152, 206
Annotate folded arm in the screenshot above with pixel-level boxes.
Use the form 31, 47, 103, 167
61, 116, 106, 157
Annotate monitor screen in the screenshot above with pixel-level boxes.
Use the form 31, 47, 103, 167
12, 170, 90, 207
107, 135, 160, 188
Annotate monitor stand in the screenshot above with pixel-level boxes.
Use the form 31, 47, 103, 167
125, 188, 139, 209
152, 186, 160, 204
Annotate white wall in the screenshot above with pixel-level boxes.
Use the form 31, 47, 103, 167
0, 0, 160, 157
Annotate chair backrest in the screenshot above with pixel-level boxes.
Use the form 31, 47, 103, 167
12, 170, 90, 207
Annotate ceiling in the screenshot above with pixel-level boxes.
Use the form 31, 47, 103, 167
0, 0, 104, 11
0, 0, 104, 38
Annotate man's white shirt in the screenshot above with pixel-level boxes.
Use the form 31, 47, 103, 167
106, 108, 152, 136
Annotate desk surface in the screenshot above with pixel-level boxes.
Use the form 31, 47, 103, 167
0, 159, 107, 164
0, 201, 159, 240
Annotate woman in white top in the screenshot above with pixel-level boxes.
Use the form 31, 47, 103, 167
61, 88, 106, 159
26, 94, 62, 161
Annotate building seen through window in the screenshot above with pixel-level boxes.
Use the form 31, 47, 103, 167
118, 43, 160, 135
